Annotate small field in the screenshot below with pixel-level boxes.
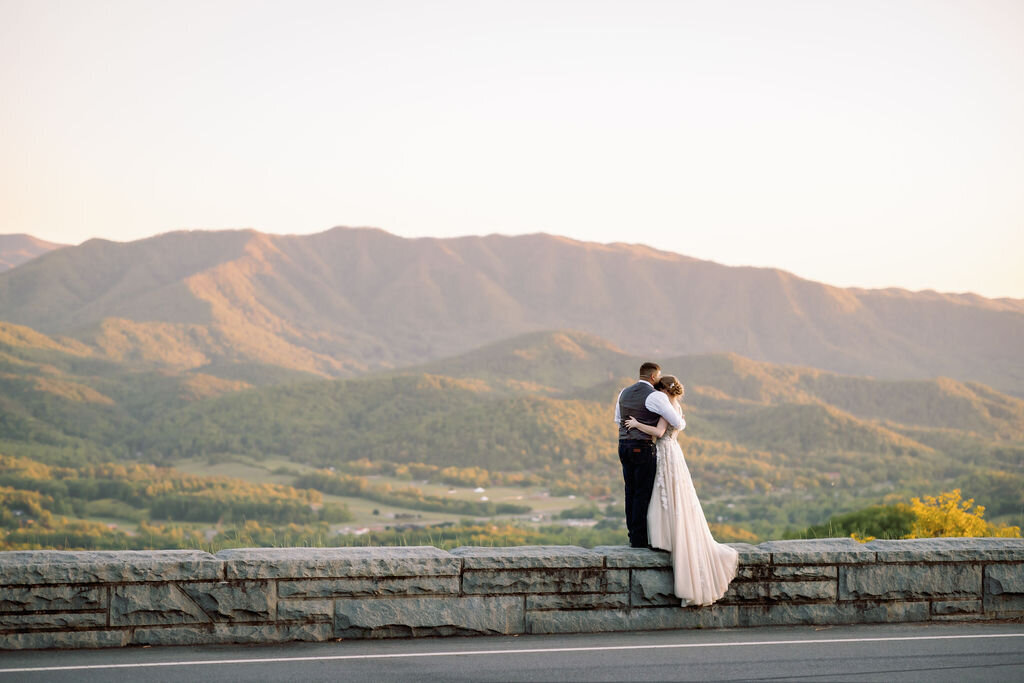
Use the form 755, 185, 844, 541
169, 455, 611, 531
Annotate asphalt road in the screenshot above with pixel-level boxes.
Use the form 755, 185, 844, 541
2, 623, 1022, 682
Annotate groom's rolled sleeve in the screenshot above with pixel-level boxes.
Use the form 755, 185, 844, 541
613, 389, 623, 424
646, 392, 683, 430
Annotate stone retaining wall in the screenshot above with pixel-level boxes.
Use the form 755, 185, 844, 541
2, 538, 1022, 650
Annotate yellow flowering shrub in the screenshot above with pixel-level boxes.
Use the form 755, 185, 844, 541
906, 489, 1020, 539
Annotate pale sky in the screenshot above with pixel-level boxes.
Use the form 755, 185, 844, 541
2, 0, 1022, 298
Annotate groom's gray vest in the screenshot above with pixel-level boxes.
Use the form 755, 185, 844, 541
618, 381, 661, 440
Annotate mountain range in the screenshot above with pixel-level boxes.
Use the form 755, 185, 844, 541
0, 234, 66, 272
0, 227, 1021, 396
1, 226, 1021, 540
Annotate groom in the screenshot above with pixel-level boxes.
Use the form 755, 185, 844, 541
615, 361, 684, 548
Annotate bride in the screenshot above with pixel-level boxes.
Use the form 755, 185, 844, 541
624, 375, 738, 606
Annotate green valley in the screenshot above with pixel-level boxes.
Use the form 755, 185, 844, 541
1, 325, 1021, 547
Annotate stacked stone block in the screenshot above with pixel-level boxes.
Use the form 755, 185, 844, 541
1, 538, 1021, 650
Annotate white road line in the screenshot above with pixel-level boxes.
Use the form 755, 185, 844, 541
1, 632, 1022, 674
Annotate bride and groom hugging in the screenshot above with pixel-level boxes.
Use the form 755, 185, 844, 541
615, 362, 739, 606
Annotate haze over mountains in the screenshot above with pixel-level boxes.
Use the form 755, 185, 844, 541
0, 227, 1021, 396
0, 234, 66, 272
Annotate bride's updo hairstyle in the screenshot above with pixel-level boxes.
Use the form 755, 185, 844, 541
655, 375, 684, 398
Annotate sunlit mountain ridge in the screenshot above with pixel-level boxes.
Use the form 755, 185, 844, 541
1, 227, 1021, 395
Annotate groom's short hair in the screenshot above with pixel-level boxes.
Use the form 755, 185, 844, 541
639, 362, 660, 378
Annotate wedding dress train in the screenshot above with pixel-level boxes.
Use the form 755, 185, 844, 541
647, 427, 738, 605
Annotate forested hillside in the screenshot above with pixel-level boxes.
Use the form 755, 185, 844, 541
1, 226, 1020, 544
0, 453, 353, 550
2, 326, 1020, 540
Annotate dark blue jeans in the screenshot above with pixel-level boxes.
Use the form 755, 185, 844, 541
619, 438, 657, 548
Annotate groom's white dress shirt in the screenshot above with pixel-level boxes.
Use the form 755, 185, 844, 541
614, 380, 685, 431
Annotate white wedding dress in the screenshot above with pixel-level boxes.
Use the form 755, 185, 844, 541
647, 417, 738, 606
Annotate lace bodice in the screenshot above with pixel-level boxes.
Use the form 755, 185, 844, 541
660, 403, 684, 441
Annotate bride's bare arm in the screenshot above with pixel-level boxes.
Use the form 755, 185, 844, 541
623, 416, 668, 438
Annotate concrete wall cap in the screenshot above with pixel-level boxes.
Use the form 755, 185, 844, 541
728, 543, 772, 565
866, 538, 1024, 562
451, 546, 603, 569
757, 538, 877, 564
593, 546, 673, 568
0, 550, 222, 586
214, 546, 459, 579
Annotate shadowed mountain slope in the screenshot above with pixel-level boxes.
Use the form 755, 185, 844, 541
0, 227, 1021, 393
117, 330, 1023, 464
406, 330, 629, 394
0, 234, 67, 271
0, 320, 317, 466
409, 331, 1024, 440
